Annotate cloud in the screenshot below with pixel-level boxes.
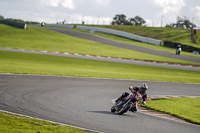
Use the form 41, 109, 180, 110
154, 0, 185, 14
196, 6, 200, 20
40, 0, 75, 9
96, 0, 111, 5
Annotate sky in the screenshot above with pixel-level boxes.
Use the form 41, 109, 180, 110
0, 0, 200, 27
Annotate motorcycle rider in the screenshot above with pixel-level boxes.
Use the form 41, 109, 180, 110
115, 83, 148, 112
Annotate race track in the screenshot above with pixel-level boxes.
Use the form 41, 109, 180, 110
45, 27, 200, 63
0, 74, 199, 133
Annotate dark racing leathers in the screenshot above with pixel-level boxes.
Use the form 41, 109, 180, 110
115, 87, 147, 112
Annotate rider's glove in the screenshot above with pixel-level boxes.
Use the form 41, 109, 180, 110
129, 86, 133, 89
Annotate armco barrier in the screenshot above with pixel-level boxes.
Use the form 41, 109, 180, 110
164, 41, 200, 53
77, 25, 162, 45
45, 24, 74, 29
0, 20, 26, 29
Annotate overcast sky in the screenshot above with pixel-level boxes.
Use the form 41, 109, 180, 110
0, 0, 200, 27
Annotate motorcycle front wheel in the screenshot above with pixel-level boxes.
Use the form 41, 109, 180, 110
111, 106, 116, 113
118, 104, 131, 115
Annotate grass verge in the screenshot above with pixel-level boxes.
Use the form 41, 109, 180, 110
1, 50, 200, 84
0, 111, 88, 133
142, 98, 200, 124
0, 24, 200, 66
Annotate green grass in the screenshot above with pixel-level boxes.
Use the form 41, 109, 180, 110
142, 98, 200, 124
1, 24, 200, 130
1, 50, 200, 83
81, 29, 200, 58
0, 111, 88, 133
90, 25, 200, 48
0, 24, 200, 66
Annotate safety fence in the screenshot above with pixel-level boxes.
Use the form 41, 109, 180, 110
45, 24, 74, 29
0, 20, 27, 29
77, 25, 162, 45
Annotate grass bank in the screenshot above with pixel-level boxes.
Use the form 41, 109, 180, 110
0, 111, 88, 133
92, 25, 200, 48
0, 24, 199, 66
1, 50, 200, 84
142, 98, 200, 124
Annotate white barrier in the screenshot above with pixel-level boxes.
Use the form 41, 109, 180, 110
46, 24, 74, 29
77, 25, 162, 45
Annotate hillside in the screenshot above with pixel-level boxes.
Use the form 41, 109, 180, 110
0, 24, 199, 65
90, 25, 200, 48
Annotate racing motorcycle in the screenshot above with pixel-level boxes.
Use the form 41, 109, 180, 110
111, 87, 143, 115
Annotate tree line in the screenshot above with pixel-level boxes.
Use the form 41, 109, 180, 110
111, 14, 196, 29
0, 15, 39, 24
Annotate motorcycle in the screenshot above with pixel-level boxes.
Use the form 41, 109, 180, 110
111, 87, 143, 115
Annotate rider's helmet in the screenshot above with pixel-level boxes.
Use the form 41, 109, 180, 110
140, 83, 148, 92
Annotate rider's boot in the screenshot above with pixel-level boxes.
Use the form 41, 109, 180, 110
130, 101, 137, 112
129, 106, 137, 112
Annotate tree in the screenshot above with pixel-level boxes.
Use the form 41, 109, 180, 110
112, 14, 146, 26
0, 15, 4, 20
132, 16, 146, 26
112, 14, 128, 25
165, 16, 196, 28
127, 18, 135, 25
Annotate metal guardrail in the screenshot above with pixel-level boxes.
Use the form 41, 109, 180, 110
0, 20, 27, 29
77, 25, 162, 45
45, 24, 74, 29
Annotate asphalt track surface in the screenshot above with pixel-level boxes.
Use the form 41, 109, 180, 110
45, 27, 200, 63
0, 74, 200, 133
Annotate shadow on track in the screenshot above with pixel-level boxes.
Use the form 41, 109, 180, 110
88, 110, 136, 117
88, 111, 115, 115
